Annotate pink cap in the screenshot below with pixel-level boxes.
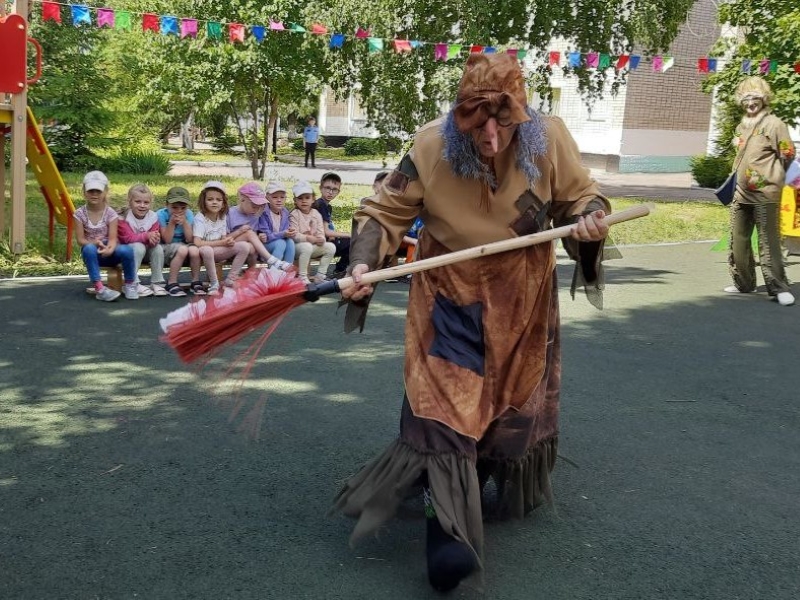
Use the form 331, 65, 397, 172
238, 182, 267, 205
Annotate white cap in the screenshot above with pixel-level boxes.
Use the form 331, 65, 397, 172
265, 181, 287, 195
202, 180, 227, 194
83, 171, 109, 192
292, 181, 314, 197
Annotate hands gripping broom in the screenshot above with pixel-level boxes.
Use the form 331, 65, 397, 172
160, 204, 652, 364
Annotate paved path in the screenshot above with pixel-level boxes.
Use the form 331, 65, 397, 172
1, 243, 799, 599
169, 156, 717, 201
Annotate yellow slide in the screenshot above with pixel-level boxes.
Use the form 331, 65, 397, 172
0, 106, 76, 259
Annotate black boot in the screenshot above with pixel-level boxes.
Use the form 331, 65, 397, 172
425, 489, 478, 592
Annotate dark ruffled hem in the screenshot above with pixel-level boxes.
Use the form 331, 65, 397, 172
477, 436, 558, 520
330, 436, 559, 565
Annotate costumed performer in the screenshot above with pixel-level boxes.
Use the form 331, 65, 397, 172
331, 52, 611, 592
724, 76, 796, 306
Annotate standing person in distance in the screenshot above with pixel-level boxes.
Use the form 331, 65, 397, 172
303, 116, 320, 169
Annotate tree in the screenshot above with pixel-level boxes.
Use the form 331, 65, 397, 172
27, 17, 116, 170
702, 1, 800, 158
321, 0, 697, 139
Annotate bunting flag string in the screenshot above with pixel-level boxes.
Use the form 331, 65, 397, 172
33, 0, 800, 76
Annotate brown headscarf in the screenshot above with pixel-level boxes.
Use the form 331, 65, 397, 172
453, 53, 531, 133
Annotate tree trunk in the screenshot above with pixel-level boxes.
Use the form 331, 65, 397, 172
260, 95, 279, 180
180, 109, 195, 151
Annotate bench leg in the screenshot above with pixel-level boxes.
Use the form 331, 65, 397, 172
105, 266, 123, 291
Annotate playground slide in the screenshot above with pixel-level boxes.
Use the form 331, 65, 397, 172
0, 106, 75, 258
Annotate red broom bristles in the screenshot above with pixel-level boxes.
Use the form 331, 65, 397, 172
160, 268, 308, 364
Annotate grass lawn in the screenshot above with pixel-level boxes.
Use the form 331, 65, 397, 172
0, 171, 729, 277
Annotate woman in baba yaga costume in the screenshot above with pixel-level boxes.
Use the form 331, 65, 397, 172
332, 53, 612, 592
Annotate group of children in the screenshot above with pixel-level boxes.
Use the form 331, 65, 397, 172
75, 170, 353, 301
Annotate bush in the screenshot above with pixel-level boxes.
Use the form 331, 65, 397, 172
690, 154, 732, 189
291, 136, 326, 151
103, 149, 170, 175
343, 137, 385, 156
212, 131, 239, 153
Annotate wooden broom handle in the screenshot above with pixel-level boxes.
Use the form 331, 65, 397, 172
335, 204, 652, 290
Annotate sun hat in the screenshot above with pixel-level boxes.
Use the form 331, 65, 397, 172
265, 181, 287, 195
165, 186, 192, 204
238, 182, 268, 205
83, 171, 109, 191
292, 181, 314, 197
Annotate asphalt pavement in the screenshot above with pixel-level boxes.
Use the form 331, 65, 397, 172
1, 242, 799, 599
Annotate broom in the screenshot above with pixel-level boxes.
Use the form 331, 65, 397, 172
161, 203, 652, 365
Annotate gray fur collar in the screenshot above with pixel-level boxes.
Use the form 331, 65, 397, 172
441, 106, 547, 188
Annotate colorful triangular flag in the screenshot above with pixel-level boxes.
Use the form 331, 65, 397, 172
548, 51, 561, 66
615, 55, 630, 70
97, 8, 114, 28
251, 25, 265, 41
207, 21, 222, 39
116, 11, 131, 30
42, 1, 61, 23
599, 54, 610, 69
586, 52, 599, 68
698, 58, 709, 73
662, 56, 674, 72
741, 59, 752, 73
447, 44, 462, 60
181, 19, 197, 39
652, 56, 663, 72
289, 23, 306, 33
568, 52, 581, 67
71, 5, 91, 26
394, 39, 412, 54
229, 23, 244, 42
434, 43, 447, 61
269, 21, 285, 31
161, 16, 179, 36
368, 37, 383, 52
470, 45, 484, 54
629, 55, 641, 69
142, 13, 159, 33
311, 24, 328, 35
329, 33, 345, 49
355, 27, 370, 39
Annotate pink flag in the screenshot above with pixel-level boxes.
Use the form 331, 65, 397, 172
311, 23, 328, 34
355, 27, 370, 39
269, 21, 285, 31
652, 56, 663, 72
97, 8, 114, 28
229, 23, 245, 43
393, 40, 412, 53
586, 52, 599, 68
434, 43, 447, 61
506, 49, 518, 58
181, 19, 197, 38
759, 59, 770, 74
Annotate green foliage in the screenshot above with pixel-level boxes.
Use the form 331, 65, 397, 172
212, 130, 240, 154
343, 137, 385, 156
27, 19, 116, 163
102, 149, 171, 175
704, 1, 800, 152
690, 155, 733, 189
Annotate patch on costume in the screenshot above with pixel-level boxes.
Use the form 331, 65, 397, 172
429, 292, 485, 376
510, 191, 551, 236
385, 154, 418, 195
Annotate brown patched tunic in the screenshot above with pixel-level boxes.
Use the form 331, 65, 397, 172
333, 114, 609, 569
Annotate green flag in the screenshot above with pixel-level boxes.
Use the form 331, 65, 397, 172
207, 21, 222, 39
115, 11, 131, 31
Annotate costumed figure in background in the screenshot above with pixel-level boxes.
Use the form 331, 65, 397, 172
725, 76, 796, 306
331, 53, 611, 592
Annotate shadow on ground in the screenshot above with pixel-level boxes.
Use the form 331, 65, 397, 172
1, 242, 798, 599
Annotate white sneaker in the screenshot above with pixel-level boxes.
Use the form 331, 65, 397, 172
95, 287, 121, 302
122, 283, 139, 300
151, 283, 168, 296
776, 291, 795, 306
208, 282, 221, 296
137, 283, 154, 297
723, 285, 753, 294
